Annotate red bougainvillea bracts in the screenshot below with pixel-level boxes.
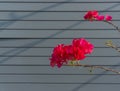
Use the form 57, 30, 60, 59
105, 15, 112, 21
49, 38, 94, 68
84, 10, 99, 21
72, 38, 94, 54
84, 10, 112, 21
49, 10, 120, 74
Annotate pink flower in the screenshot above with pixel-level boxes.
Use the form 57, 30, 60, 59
72, 38, 94, 54
96, 15, 105, 21
84, 10, 112, 21
105, 15, 112, 21
49, 44, 69, 68
84, 10, 99, 21
49, 38, 94, 68
66, 44, 86, 61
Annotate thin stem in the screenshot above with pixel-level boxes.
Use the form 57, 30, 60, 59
68, 64, 120, 74
109, 45, 120, 52
105, 40, 120, 52
103, 20, 120, 32
103, 21, 120, 52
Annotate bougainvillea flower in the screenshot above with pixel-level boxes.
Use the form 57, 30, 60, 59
96, 15, 105, 21
84, 10, 99, 21
72, 38, 94, 54
49, 44, 68, 68
49, 38, 94, 68
65, 44, 86, 61
105, 15, 112, 21
84, 10, 112, 21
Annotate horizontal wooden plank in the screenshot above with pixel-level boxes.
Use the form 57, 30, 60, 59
0, 12, 120, 20
0, 66, 119, 74
0, 75, 119, 83
0, 48, 118, 56
0, 30, 60, 38
0, 0, 119, 2
1, 21, 118, 30
0, 10, 119, 12
0, 29, 119, 38
0, 84, 119, 91
0, 39, 118, 47
1, 57, 120, 66
0, 1, 119, 3
0, 3, 117, 11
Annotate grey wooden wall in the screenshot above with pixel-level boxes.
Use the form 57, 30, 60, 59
0, 0, 120, 91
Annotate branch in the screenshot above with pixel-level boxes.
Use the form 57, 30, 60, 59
103, 20, 120, 32
68, 63, 120, 74
105, 40, 120, 52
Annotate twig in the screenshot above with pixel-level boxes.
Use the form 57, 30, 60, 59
103, 20, 120, 32
105, 40, 120, 52
68, 64, 120, 74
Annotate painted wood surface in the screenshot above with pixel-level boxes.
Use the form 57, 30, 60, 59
0, 0, 119, 91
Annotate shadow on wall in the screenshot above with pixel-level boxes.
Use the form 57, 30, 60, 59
1, 2, 119, 64
0, 1, 119, 91
0, 0, 78, 63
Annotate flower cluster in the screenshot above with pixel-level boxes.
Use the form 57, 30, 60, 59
49, 10, 120, 74
84, 10, 112, 21
49, 38, 94, 68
